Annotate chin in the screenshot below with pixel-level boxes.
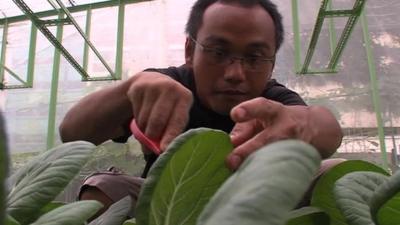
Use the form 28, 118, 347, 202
209, 102, 237, 116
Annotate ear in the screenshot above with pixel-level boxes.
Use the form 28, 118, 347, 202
267, 60, 276, 80
185, 37, 194, 67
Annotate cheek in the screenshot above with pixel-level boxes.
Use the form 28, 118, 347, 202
195, 71, 217, 97
249, 76, 269, 96
193, 62, 222, 90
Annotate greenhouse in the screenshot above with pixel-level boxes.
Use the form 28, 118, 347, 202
1, 0, 400, 225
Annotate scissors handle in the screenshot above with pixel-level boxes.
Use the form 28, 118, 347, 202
130, 119, 161, 155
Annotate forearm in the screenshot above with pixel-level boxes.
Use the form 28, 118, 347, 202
59, 77, 134, 145
305, 106, 343, 158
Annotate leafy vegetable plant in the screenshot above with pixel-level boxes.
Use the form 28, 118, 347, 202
135, 128, 234, 225
1, 114, 9, 225
135, 128, 400, 225
2, 119, 400, 225
4, 140, 103, 225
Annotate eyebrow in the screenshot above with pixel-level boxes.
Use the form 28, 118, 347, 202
203, 36, 230, 45
248, 42, 272, 51
202, 35, 273, 51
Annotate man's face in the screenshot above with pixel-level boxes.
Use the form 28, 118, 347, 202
185, 2, 276, 115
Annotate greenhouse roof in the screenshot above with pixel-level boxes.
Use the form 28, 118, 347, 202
1, 0, 108, 18
0, 0, 148, 24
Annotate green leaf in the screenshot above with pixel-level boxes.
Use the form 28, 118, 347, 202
0, 114, 9, 225
7, 141, 96, 225
376, 192, 400, 225
6, 215, 20, 225
370, 169, 400, 224
89, 196, 133, 225
334, 171, 388, 225
197, 140, 321, 225
38, 201, 65, 217
123, 218, 137, 225
311, 160, 388, 225
30, 200, 102, 225
136, 128, 233, 225
286, 207, 330, 225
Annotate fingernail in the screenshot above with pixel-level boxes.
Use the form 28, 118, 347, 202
229, 154, 242, 171
235, 107, 246, 119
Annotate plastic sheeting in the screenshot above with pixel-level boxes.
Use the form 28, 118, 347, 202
1, 0, 399, 168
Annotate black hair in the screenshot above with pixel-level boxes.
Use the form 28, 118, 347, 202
185, 0, 284, 52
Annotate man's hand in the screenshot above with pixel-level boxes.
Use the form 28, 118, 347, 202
127, 72, 193, 152
226, 97, 342, 170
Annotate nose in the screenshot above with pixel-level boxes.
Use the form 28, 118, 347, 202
223, 59, 246, 83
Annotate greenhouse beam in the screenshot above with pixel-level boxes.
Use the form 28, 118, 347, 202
360, 10, 389, 171
291, 0, 301, 72
327, 0, 337, 65
12, 0, 91, 80
26, 24, 37, 87
82, 8, 91, 71
46, 12, 64, 150
0, 21, 8, 88
293, 0, 367, 75
114, 2, 125, 80
54, 0, 116, 80
0, 24, 37, 89
0, 0, 152, 25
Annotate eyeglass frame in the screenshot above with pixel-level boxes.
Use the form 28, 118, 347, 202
189, 36, 275, 73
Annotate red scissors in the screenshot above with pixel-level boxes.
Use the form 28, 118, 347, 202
130, 119, 161, 155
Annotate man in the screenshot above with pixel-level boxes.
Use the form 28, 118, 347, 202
60, 0, 343, 217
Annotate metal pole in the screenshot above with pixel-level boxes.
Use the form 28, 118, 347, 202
54, 0, 116, 78
115, 2, 125, 79
327, 0, 337, 61
83, 8, 91, 71
390, 113, 398, 170
0, 21, 8, 87
360, 10, 389, 170
291, 0, 301, 73
46, 12, 64, 149
26, 23, 37, 87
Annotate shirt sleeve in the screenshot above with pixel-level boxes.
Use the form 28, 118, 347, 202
263, 79, 307, 106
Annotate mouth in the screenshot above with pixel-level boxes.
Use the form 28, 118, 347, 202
216, 89, 247, 96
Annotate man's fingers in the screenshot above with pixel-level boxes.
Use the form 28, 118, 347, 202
229, 121, 259, 147
128, 83, 143, 122
227, 124, 296, 171
231, 97, 283, 123
137, 90, 160, 129
160, 94, 192, 151
144, 94, 176, 141
127, 72, 192, 152
226, 133, 266, 171
159, 112, 187, 151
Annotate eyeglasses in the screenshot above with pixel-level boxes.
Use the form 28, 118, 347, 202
190, 36, 275, 73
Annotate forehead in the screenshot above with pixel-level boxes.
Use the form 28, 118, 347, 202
197, 2, 276, 51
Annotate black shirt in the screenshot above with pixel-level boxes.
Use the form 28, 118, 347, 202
116, 65, 306, 176
145, 65, 306, 133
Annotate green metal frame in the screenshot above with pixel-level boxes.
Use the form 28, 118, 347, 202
1, 0, 149, 24
54, 0, 116, 80
26, 24, 37, 87
2, 0, 151, 86
292, 0, 367, 74
292, 0, 389, 169
82, 8, 91, 71
0, 21, 9, 88
47, 11, 64, 149
115, 1, 125, 80
0, 20, 37, 89
1, 0, 150, 149
360, 10, 389, 170
12, 0, 91, 80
